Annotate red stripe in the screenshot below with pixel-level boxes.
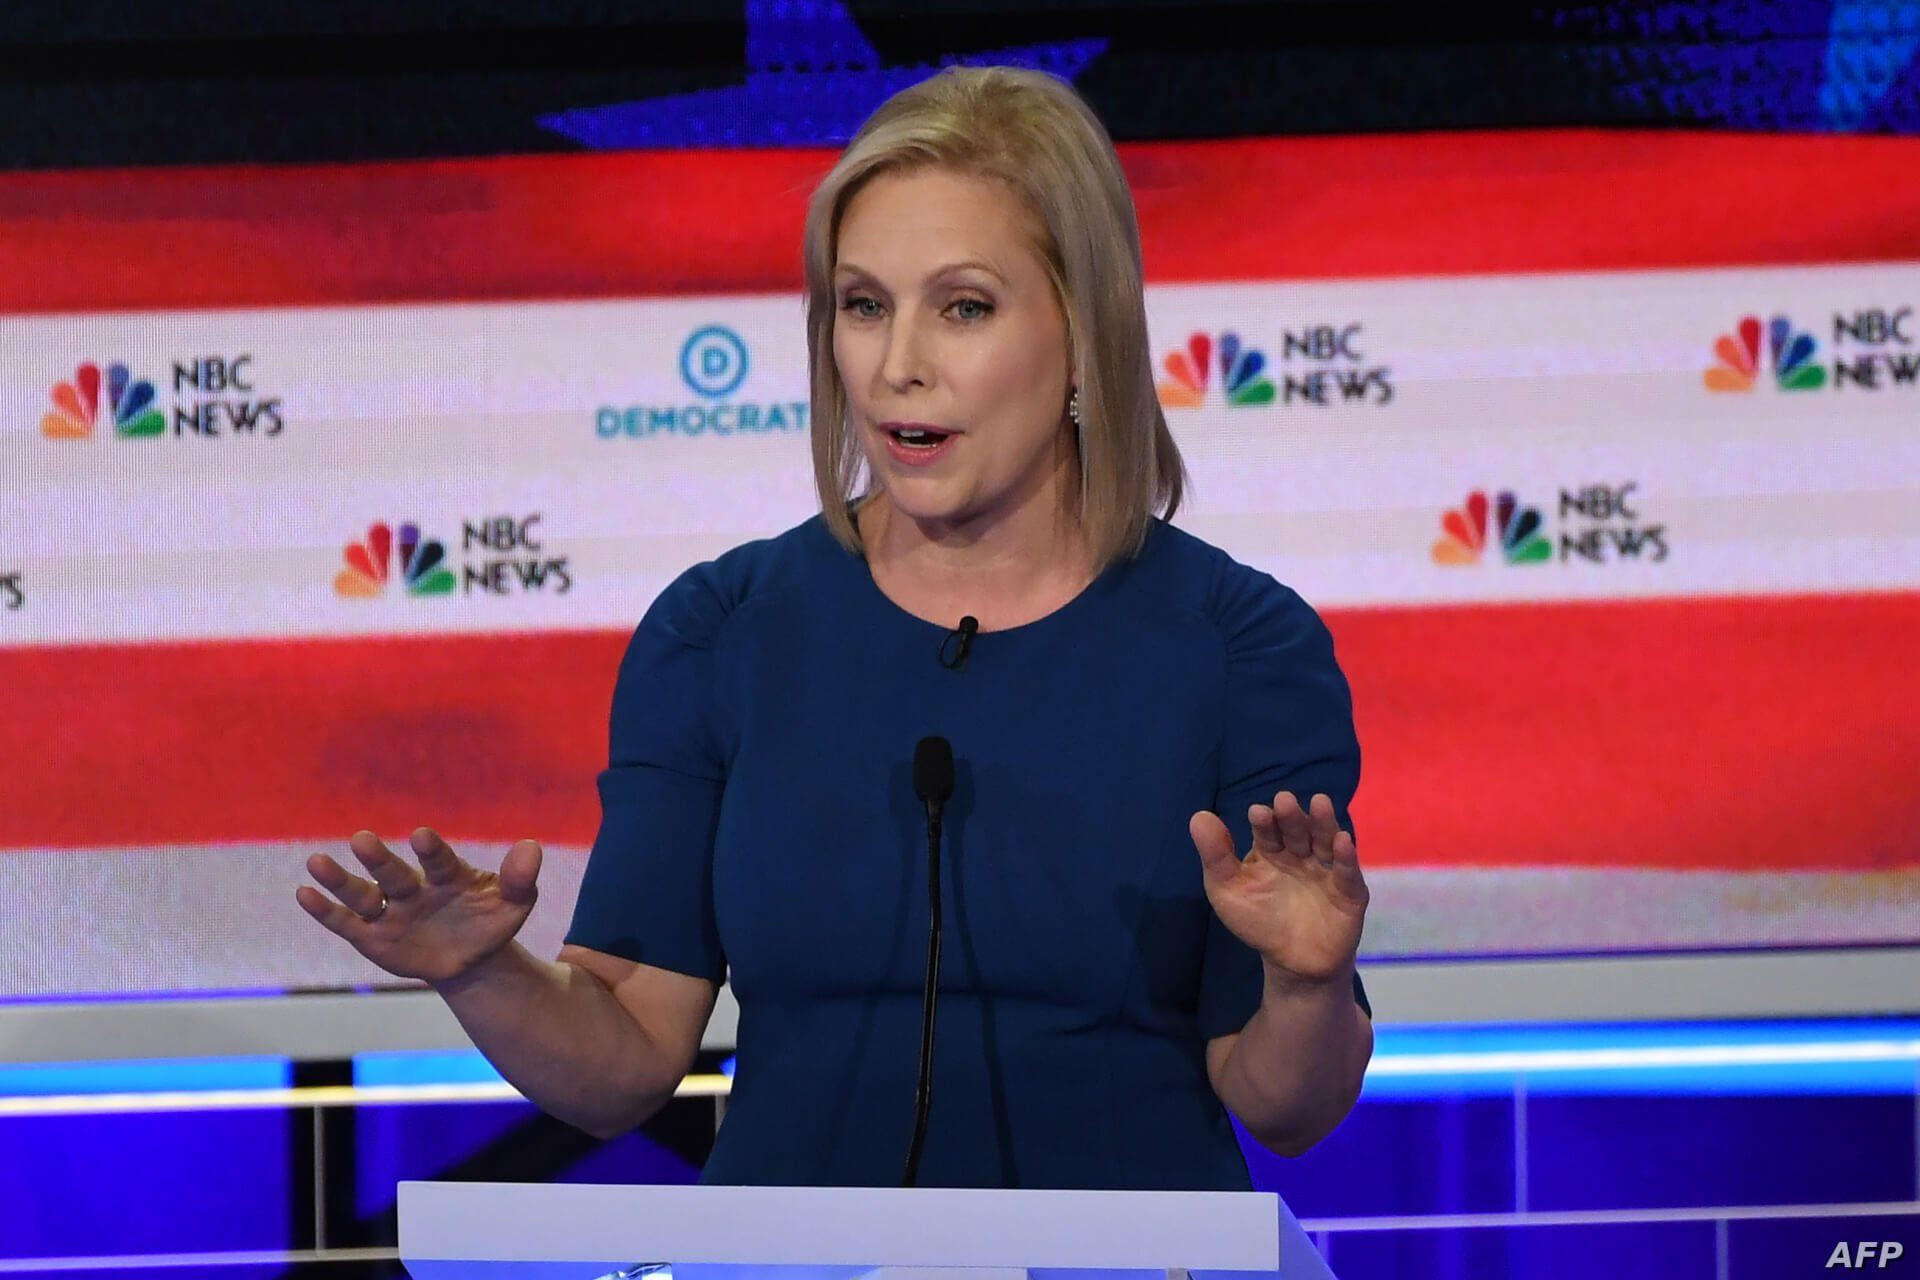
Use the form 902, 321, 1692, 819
1, 130, 1917, 313
1333, 590, 1920, 872
4, 591, 1915, 869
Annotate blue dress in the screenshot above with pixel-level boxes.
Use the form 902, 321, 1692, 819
565, 512, 1366, 1189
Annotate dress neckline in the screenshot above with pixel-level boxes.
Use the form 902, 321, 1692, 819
822, 506, 1139, 641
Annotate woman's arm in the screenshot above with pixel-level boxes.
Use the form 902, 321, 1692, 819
301, 829, 720, 1141
433, 941, 719, 1140
1205, 961, 1373, 1156
1190, 789, 1373, 1157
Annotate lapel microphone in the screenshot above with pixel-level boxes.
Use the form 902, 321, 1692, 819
937, 615, 979, 670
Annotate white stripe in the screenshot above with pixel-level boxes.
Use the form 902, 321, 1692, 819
0, 1246, 397, 1273
1300, 1200, 1920, 1232
0, 1073, 731, 1118
3, 260, 1919, 645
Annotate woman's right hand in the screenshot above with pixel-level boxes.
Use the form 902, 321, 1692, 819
296, 827, 542, 987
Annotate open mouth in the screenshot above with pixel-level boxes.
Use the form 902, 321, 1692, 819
886, 426, 955, 449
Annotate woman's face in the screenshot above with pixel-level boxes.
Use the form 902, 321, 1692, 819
832, 166, 1073, 536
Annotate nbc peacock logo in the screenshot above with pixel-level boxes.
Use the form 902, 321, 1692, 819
1156, 331, 1276, 408
1431, 490, 1552, 566
1704, 315, 1827, 393
333, 522, 457, 599
41, 362, 166, 439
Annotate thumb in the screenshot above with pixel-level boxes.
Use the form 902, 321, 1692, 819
498, 839, 543, 906
1188, 810, 1240, 891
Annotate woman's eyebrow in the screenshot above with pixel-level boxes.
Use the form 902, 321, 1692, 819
833, 260, 1007, 286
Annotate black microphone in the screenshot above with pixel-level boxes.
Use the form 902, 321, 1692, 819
903, 734, 954, 1187
937, 616, 978, 670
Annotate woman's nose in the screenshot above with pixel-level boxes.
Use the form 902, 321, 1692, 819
881, 314, 932, 390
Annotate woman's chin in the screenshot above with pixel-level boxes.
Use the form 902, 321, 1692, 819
875, 483, 973, 527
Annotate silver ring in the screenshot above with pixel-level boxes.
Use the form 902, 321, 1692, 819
365, 892, 389, 922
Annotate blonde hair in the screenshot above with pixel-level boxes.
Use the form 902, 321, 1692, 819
802, 64, 1186, 569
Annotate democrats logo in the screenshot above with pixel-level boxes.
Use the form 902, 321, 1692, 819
681, 325, 749, 397
597, 325, 809, 440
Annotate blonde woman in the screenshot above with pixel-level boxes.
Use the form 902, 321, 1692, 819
299, 65, 1372, 1189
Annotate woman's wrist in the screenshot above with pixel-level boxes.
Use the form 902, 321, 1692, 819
430, 938, 531, 1000
1259, 954, 1355, 1004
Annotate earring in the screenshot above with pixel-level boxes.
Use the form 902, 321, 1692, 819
1068, 386, 1082, 428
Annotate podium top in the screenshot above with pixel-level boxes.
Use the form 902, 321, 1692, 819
398, 1182, 1287, 1271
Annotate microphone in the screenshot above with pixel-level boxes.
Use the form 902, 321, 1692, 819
903, 735, 954, 1187
937, 616, 978, 670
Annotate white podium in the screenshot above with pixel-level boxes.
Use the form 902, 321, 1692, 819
396, 1182, 1336, 1280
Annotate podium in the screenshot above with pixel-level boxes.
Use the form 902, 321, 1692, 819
396, 1182, 1337, 1280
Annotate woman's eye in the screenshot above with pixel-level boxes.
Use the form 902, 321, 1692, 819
838, 295, 991, 321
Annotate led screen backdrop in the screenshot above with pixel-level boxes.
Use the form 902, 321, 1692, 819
1, 126, 1914, 1003
1, 1, 1917, 1003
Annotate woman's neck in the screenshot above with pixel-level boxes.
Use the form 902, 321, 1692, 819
856, 489, 1095, 632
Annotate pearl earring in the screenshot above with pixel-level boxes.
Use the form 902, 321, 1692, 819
1068, 387, 1082, 428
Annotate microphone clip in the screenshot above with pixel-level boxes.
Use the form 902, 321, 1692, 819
937, 615, 979, 670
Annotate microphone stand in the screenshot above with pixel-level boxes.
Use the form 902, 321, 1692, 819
904, 736, 952, 1187
902, 807, 943, 1186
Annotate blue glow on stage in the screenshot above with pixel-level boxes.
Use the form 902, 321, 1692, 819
3, 1021, 1913, 1101
0, 1056, 289, 1097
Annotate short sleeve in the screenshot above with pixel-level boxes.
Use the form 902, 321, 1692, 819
563, 565, 732, 983
1198, 571, 1368, 1038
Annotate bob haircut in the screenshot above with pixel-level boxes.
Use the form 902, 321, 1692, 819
802, 64, 1187, 570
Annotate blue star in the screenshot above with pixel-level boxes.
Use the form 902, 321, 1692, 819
537, 0, 1107, 149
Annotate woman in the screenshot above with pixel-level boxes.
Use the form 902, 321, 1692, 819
297, 65, 1372, 1189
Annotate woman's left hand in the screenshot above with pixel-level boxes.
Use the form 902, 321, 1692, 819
1189, 791, 1368, 988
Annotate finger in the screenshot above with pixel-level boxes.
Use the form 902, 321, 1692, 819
498, 839, 543, 906
1188, 811, 1240, 890
1329, 826, 1361, 870
410, 827, 464, 886
1248, 803, 1285, 857
348, 830, 423, 900
1307, 792, 1341, 837
1270, 791, 1316, 860
1307, 793, 1345, 866
295, 884, 369, 940
1326, 830, 1369, 908
307, 851, 385, 919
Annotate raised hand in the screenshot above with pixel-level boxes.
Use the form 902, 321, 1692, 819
1188, 791, 1367, 988
296, 827, 542, 986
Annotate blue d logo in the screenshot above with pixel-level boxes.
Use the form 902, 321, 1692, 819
681, 326, 749, 400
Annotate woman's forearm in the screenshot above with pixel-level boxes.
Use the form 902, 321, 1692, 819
430, 941, 687, 1139
1216, 961, 1373, 1156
